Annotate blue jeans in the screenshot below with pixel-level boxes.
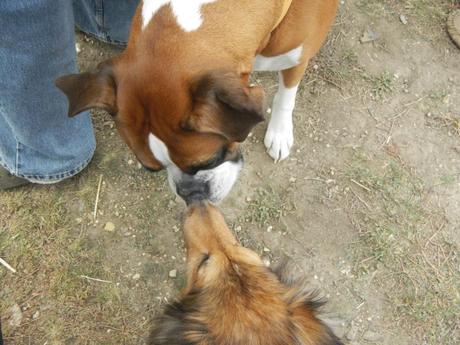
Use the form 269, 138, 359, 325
0, 0, 138, 183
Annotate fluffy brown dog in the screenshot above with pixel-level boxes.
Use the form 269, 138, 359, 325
149, 202, 343, 345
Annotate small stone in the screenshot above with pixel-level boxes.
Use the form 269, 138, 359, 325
169, 269, 177, 278
246, 197, 252, 202
360, 28, 379, 43
263, 247, 270, 253
132, 273, 141, 280
8, 304, 22, 328
289, 177, 297, 183
261, 255, 271, 267
235, 225, 242, 231
400, 14, 408, 25
128, 159, 134, 165
266, 226, 273, 232
137, 163, 143, 170
75, 43, 81, 53
266, 108, 272, 114
104, 222, 116, 232
32, 311, 40, 320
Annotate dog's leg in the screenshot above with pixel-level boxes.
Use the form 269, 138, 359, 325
264, 60, 308, 162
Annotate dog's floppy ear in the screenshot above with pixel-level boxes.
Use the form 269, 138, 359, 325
184, 70, 265, 142
284, 288, 344, 345
274, 262, 344, 345
55, 63, 117, 117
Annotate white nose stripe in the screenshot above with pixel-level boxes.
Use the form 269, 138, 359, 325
148, 133, 172, 166
148, 132, 241, 203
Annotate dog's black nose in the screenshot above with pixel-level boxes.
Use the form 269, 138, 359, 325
176, 179, 210, 205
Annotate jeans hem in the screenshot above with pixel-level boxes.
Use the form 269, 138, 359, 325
0, 148, 94, 184
75, 25, 127, 47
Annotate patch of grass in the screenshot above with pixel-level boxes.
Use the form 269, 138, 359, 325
245, 187, 286, 226
0, 189, 146, 344
357, 0, 387, 16
311, 45, 364, 91
364, 71, 394, 100
357, 0, 453, 38
427, 112, 460, 137
429, 89, 450, 102
345, 152, 460, 344
438, 173, 459, 186
404, 0, 452, 29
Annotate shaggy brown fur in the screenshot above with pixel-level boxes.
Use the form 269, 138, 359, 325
148, 202, 343, 345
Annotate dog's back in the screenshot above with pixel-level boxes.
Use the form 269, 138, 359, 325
149, 203, 343, 345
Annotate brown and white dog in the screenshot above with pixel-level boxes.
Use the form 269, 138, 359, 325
56, 0, 338, 203
148, 201, 343, 345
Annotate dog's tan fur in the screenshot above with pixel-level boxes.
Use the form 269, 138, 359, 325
149, 202, 343, 345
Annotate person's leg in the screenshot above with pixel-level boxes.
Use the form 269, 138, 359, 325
0, 0, 96, 185
73, 0, 139, 46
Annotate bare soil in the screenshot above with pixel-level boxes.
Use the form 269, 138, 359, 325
1, 1, 459, 344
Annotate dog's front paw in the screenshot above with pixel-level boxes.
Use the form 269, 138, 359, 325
264, 121, 293, 163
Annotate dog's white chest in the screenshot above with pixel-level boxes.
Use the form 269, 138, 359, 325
142, 0, 217, 32
253, 45, 303, 72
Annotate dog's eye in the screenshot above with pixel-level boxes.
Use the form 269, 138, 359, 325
198, 253, 210, 269
187, 147, 228, 175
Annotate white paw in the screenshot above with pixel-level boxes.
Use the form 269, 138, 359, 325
264, 122, 293, 163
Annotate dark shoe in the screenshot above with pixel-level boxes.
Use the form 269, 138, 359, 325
0, 166, 31, 190
448, 10, 460, 49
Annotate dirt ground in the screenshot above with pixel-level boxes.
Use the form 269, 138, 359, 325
1, 1, 459, 344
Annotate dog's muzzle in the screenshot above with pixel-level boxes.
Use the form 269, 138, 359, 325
169, 156, 243, 204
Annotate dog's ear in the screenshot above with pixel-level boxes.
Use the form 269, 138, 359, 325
283, 286, 344, 345
55, 63, 117, 117
184, 70, 265, 142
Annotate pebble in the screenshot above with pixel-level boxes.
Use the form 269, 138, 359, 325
32, 311, 40, 320
267, 226, 273, 232
360, 28, 379, 43
128, 159, 134, 165
132, 273, 141, 280
400, 14, 408, 25
261, 255, 271, 267
104, 222, 116, 232
169, 269, 177, 278
8, 304, 22, 328
263, 247, 270, 253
